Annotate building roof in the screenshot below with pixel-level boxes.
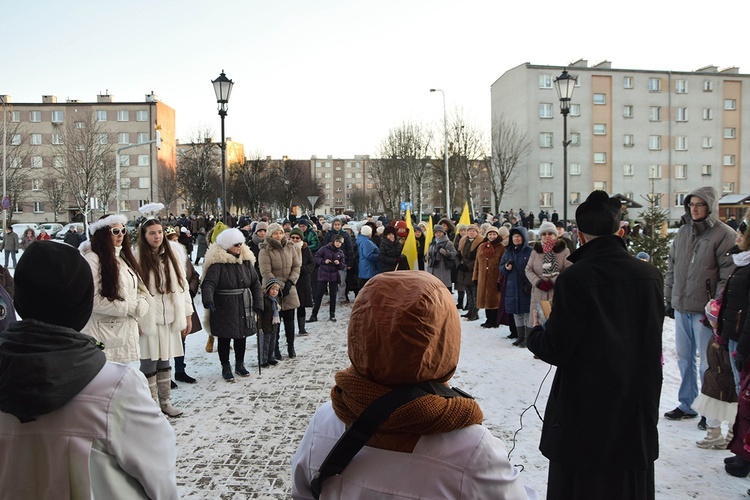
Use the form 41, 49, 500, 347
718, 194, 750, 205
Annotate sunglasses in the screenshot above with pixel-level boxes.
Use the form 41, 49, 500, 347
110, 228, 125, 236
289, 236, 301, 240
233, 243, 243, 248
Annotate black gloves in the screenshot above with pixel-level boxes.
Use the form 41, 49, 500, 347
205, 302, 216, 312
282, 281, 293, 297
665, 301, 675, 319
735, 351, 747, 373
253, 307, 263, 315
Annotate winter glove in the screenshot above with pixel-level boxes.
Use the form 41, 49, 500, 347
735, 351, 747, 373
665, 301, 675, 319
439, 248, 448, 256
536, 280, 554, 292
282, 281, 293, 297
253, 307, 263, 315
458, 263, 468, 272
205, 302, 216, 312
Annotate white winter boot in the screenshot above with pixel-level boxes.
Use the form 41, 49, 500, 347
157, 367, 184, 418
696, 426, 726, 449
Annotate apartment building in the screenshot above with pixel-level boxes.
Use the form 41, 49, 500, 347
312, 155, 370, 215
491, 60, 750, 223
0, 92, 175, 223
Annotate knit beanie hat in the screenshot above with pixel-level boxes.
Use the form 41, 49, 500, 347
433, 224, 445, 234
383, 226, 398, 238
216, 228, 245, 250
485, 226, 499, 236
538, 221, 557, 235
467, 224, 480, 233
376, 226, 385, 235
297, 218, 310, 228
265, 277, 283, 293
255, 221, 268, 232
290, 227, 304, 239
498, 226, 510, 239
267, 223, 284, 236
576, 190, 621, 236
15, 241, 94, 331
360, 225, 372, 237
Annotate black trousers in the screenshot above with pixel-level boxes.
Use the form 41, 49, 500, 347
217, 337, 246, 366
547, 460, 655, 500
312, 281, 338, 317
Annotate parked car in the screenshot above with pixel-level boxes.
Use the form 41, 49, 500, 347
54, 223, 85, 241
39, 223, 64, 239
126, 220, 138, 236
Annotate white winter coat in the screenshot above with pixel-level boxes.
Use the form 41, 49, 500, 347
80, 243, 150, 364
135, 241, 192, 361
0, 362, 178, 500
291, 402, 537, 499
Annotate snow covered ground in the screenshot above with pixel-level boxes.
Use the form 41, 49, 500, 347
9, 245, 750, 498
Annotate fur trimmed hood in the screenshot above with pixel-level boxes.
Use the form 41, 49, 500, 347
532, 239, 567, 254
201, 242, 255, 283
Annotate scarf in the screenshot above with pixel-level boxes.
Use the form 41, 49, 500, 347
330, 366, 483, 452
269, 295, 280, 324
733, 250, 750, 267
542, 241, 559, 278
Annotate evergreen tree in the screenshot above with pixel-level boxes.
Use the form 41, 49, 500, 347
629, 194, 673, 276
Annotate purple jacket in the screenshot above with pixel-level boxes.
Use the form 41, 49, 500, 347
314, 243, 346, 282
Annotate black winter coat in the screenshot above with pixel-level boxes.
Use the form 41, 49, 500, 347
718, 248, 750, 351
296, 243, 315, 308
201, 244, 263, 339
379, 238, 402, 272
527, 235, 664, 471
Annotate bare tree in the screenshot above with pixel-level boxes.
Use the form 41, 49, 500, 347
267, 159, 315, 219
51, 114, 114, 229
158, 160, 179, 215
489, 115, 531, 214
176, 128, 221, 215
234, 151, 272, 216
349, 188, 373, 217
368, 156, 402, 219
43, 172, 68, 223
448, 110, 487, 218
1, 120, 32, 225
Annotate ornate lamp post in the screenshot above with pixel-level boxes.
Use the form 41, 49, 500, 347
212, 70, 234, 222
554, 70, 576, 226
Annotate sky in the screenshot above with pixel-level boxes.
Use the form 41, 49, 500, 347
3, 0, 750, 159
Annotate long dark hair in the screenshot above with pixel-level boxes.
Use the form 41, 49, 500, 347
137, 219, 185, 294
90, 215, 141, 301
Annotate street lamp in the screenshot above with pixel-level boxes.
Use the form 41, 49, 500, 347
430, 88, 450, 216
212, 70, 234, 222
554, 70, 576, 227
1, 95, 6, 232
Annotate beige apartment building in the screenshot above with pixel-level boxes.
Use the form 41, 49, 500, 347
0, 92, 175, 223
491, 60, 750, 223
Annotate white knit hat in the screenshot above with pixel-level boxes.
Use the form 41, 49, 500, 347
539, 221, 557, 235
216, 228, 245, 250
267, 223, 284, 236
360, 225, 372, 237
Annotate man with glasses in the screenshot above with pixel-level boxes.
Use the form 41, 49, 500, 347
665, 186, 736, 427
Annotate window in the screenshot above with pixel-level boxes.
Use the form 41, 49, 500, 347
723, 155, 736, 166
31, 156, 42, 168
120, 200, 130, 212
649, 106, 661, 121
539, 74, 553, 88
31, 179, 42, 191
30, 133, 42, 145
97, 133, 108, 145
137, 132, 149, 144
51, 111, 63, 123
725, 99, 737, 110
539, 192, 553, 207
570, 192, 581, 205
138, 155, 149, 166
569, 104, 580, 116
10, 111, 19, 122
702, 137, 713, 149
315, 172, 322, 178
136, 110, 148, 122
593, 123, 606, 135
724, 128, 736, 139
648, 135, 661, 150
539, 132, 553, 148
29, 111, 41, 122
594, 152, 607, 164
53, 156, 64, 169
324, 172, 331, 178
119, 155, 130, 167
623, 164, 634, 176
675, 80, 688, 94
623, 105, 634, 117
723, 182, 735, 193
623, 76, 634, 89
702, 164, 712, 176
539, 103, 553, 118
569, 163, 581, 175
335, 177, 342, 182
703, 80, 714, 92
51, 134, 63, 145
675, 136, 688, 151
13, 202, 22, 213
74, 121, 85, 128
315, 161, 322, 168
674, 193, 687, 207
355, 173, 362, 178
117, 110, 129, 122
570, 133, 581, 146
138, 200, 150, 208
10, 158, 21, 169
120, 178, 131, 189
593, 93, 606, 105
345, 172, 353, 178
593, 181, 607, 192
539, 162, 553, 178
623, 134, 634, 147
648, 164, 662, 179
33, 201, 43, 213
675, 107, 688, 122
675, 164, 687, 179
334, 165, 342, 171
138, 177, 150, 189
96, 110, 107, 122
10, 134, 20, 146
703, 108, 713, 120
117, 133, 128, 144
648, 78, 661, 92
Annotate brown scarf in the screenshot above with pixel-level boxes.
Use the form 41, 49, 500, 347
330, 366, 484, 452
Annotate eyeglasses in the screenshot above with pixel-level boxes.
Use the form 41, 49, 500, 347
688, 202, 708, 208
110, 228, 125, 236
233, 243, 243, 248
289, 236, 301, 240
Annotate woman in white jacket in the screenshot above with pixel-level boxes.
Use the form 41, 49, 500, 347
135, 219, 192, 418
80, 214, 150, 364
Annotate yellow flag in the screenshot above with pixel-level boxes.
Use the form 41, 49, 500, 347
458, 202, 471, 228
425, 215, 434, 250
401, 208, 418, 270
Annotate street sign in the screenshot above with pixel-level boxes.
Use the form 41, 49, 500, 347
1, 197, 9, 210
400, 202, 412, 211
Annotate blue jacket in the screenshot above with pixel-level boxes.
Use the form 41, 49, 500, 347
356, 234, 381, 279
499, 226, 532, 314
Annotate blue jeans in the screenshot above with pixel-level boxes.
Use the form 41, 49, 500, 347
729, 339, 741, 395
674, 310, 713, 414
4, 250, 16, 268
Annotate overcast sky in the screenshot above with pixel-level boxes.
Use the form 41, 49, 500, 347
3, 0, 749, 159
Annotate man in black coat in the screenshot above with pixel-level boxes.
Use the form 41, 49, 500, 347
527, 190, 664, 500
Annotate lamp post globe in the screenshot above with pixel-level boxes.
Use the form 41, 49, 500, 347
212, 70, 234, 222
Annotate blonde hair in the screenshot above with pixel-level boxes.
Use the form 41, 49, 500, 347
739, 208, 750, 252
